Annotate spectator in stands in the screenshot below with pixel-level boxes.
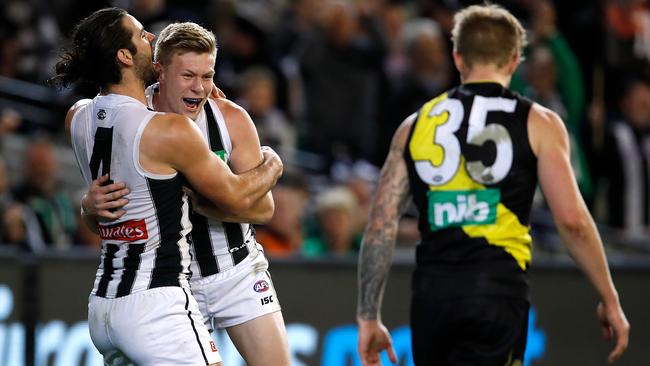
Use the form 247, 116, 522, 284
216, 12, 289, 113
303, 186, 362, 258
237, 67, 296, 161
257, 170, 310, 258
604, 0, 650, 81
4, 138, 78, 251
298, 0, 387, 167
127, 0, 206, 37
0, 157, 14, 244
0, 0, 63, 83
331, 159, 379, 238
600, 78, 650, 239
376, 18, 452, 165
0, 20, 20, 79
0, 108, 21, 146
332, 159, 420, 247
511, 0, 593, 201
380, 0, 409, 79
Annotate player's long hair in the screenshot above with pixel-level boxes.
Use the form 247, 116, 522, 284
51, 8, 137, 90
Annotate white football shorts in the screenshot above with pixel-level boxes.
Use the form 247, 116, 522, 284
88, 286, 222, 366
190, 248, 282, 330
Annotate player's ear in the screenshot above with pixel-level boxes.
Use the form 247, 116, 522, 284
452, 51, 466, 75
116, 48, 134, 66
506, 52, 520, 74
153, 62, 163, 80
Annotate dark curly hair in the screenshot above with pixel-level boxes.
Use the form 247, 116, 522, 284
51, 8, 138, 90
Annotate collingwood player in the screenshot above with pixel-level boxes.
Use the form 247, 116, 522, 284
53, 8, 282, 366
81, 22, 290, 365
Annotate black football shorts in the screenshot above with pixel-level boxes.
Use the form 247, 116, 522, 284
410, 293, 529, 366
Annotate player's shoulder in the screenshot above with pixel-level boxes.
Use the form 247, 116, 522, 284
213, 98, 248, 121
64, 99, 92, 143
71, 98, 92, 110
393, 113, 417, 148
66, 98, 92, 119
148, 111, 196, 136
65, 98, 92, 135
529, 102, 565, 131
527, 102, 569, 155
211, 98, 256, 137
144, 112, 203, 154
151, 111, 190, 123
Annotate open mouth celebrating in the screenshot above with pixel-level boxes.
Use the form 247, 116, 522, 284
182, 97, 203, 111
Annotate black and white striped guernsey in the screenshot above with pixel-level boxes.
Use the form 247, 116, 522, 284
145, 85, 258, 277
605, 120, 650, 232
70, 94, 193, 298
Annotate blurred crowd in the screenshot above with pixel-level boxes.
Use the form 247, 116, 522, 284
2, 0, 650, 258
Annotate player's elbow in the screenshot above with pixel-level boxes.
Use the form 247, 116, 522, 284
251, 204, 275, 225
555, 211, 591, 238
230, 190, 260, 213
254, 195, 275, 224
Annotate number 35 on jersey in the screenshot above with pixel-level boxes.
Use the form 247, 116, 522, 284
410, 93, 517, 231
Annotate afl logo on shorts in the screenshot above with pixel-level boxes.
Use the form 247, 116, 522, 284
253, 280, 269, 293
97, 109, 106, 120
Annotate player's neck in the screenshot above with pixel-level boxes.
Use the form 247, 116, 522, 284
461, 65, 512, 88
151, 91, 161, 112
151, 90, 171, 116
103, 73, 148, 106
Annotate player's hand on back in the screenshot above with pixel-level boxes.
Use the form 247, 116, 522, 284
597, 301, 630, 363
82, 174, 130, 221
182, 186, 217, 218
209, 82, 226, 100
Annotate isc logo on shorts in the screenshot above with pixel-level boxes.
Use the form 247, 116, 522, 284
98, 219, 149, 241
253, 280, 269, 293
209, 341, 217, 352
427, 189, 499, 231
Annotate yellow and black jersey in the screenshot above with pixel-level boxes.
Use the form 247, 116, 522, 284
404, 82, 536, 300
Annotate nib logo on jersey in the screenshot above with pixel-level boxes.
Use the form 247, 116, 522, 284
428, 189, 500, 231
97, 219, 149, 241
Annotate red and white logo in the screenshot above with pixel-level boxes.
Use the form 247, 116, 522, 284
209, 341, 218, 353
253, 280, 270, 293
98, 219, 149, 242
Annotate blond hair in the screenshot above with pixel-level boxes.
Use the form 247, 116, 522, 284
451, 4, 527, 69
154, 22, 217, 65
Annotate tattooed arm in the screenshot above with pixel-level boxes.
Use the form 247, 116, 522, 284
357, 115, 414, 366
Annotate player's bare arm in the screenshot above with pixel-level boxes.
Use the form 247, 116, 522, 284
141, 112, 282, 213
358, 115, 414, 320
79, 99, 275, 225
188, 98, 275, 224
529, 104, 630, 363
357, 115, 414, 366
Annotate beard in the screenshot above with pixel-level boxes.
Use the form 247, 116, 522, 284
134, 51, 156, 86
